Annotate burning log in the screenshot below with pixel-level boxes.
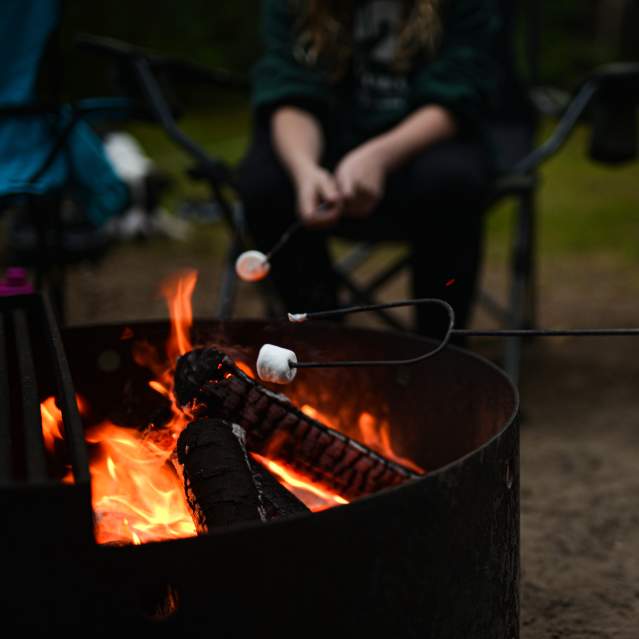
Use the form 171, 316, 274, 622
250, 459, 310, 519
176, 418, 266, 532
174, 348, 420, 500
176, 418, 308, 532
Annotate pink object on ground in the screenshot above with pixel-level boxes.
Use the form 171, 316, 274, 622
0, 267, 33, 296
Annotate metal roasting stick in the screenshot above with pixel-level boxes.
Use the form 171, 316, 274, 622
263, 219, 303, 263
264, 201, 332, 262
285, 298, 639, 370
235, 202, 334, 282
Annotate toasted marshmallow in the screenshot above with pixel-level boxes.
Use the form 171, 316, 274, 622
257, 344, 297, 384
235, 250, 270, 282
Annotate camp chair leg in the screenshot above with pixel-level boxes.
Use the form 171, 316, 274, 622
216, 238, 240, 320
45, 263, 67, 326
504, 188, 536, 385
523, 195, 537, 331
361, 252, 412, 298
27, 195, 66, 324
259, 279, 284, 319
334, 267, 409, 332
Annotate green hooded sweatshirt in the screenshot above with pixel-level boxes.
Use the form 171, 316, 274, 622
252, 0, 501, 143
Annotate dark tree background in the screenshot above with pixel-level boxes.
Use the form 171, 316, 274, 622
59, 0, 638, 97
61, 0, 261, 97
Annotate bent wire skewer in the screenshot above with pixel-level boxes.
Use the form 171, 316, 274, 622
251, 299, 639, 381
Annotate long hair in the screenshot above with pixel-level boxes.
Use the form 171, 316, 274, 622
294, 0, 442, 77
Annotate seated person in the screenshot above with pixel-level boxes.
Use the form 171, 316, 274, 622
237, 0, 500, 336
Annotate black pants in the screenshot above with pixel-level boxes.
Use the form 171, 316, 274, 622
236, 122, 492, 337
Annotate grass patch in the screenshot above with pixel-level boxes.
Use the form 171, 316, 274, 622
486, 122, 639, 261
124, 97, 250, 210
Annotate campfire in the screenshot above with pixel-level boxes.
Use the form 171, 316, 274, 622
39, 270, 423, 545
2, 285, 518, 636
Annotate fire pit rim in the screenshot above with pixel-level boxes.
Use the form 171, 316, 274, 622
63, 317, 520, 541
64, 316, 520, 449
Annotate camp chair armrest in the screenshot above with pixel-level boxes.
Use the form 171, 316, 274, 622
75, 33, 146, 62
514, 61, 639, 174
512, 78, 599, 174
76, 33, 236, 187
0, 103, 58, 116
73, 97, 141, 123
151, 58, 248, 91
0, 98, 135, 121
130, 56, 233, 187
592, 62, 639, 92
76, 33, 247, 91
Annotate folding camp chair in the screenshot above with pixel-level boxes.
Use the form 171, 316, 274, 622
0, 0, 131, 320
77, 24, 639, 387
327, 0, 639, 385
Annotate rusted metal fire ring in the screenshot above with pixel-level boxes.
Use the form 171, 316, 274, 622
50, 319, 520, 638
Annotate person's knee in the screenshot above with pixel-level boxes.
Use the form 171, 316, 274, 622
406, 141, 491, 203
236, 168, 288, 213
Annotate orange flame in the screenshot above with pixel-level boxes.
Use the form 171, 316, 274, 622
40, 396, 74, 484
161, 269, 197, 363
300, 404, 333, 427
357, 412, 424, 474
252, 454, 348, 511
81, 270, 200, 544
301, 405, 424, 474
40, 396, 64, 453
87, 422, 195, 545
236, 360, 255, 379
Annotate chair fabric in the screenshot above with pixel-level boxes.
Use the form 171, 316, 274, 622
0, 0, 128, 226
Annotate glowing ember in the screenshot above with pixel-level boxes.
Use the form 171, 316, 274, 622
236, 360, 256, 379
300, 404, 333, 426
148, 379, 171, 399
252, 454, 348, 512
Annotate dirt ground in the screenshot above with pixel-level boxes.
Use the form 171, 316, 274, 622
64, 236, 639, 638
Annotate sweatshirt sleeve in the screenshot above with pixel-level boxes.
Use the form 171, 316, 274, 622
251, 0, 330, 119
409, 0, 500, 130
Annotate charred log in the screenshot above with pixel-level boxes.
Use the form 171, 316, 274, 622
250, 459, 310, 519
176, 418, 266, 532
176, 418, 308, 531
174, 348, 420, 500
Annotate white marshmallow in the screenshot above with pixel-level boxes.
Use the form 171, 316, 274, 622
287, 313, 308, 323
235, 250, 270, 282
257, 344, 298, 384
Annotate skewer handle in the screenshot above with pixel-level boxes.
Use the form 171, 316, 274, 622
287, 298, 639, 371
265, 202, 332, 262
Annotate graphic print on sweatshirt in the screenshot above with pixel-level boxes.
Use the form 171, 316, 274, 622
352, 0, 409, 114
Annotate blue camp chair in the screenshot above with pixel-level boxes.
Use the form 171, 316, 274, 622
0, 0, 130, 318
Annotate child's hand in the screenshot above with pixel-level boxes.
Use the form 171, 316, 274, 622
334, 142, 387, 217
295, 164, 342, 227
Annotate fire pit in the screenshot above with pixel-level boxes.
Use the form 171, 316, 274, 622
2, 298, 519, 636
